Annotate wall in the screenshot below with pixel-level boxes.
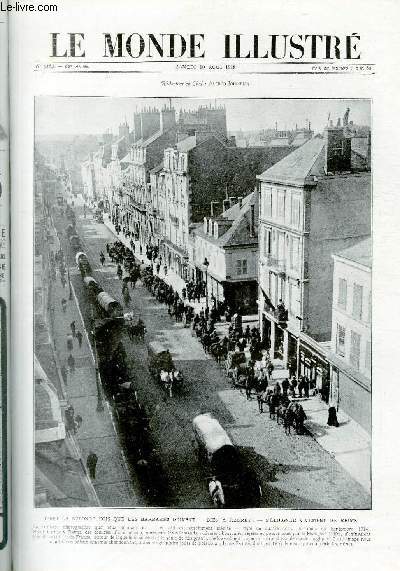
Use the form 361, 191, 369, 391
337, 370, 371, 433
194, 233, 226, 281
226, 247, 258, 280
306, 173, 371, 340
188, 141, 293, 222
331, 257, 371, 380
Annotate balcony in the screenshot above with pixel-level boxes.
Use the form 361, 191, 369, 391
265, 254, 286, 275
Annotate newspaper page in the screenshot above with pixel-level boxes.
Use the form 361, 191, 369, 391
9, 0, 400, 570
0, 8, 10, 571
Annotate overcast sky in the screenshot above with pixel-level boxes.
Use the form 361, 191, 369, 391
35, 97, 371, 138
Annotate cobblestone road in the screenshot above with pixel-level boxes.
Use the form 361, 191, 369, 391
58, 201, 370, 509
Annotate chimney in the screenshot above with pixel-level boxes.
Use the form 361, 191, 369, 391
250, 204, 255, 238
223, 199, 230, 212
238, 196, 243, 208
324, 120, 351, 173
204, 217, 208, 233
210, 201, 220, 217
160, 107, 176, 133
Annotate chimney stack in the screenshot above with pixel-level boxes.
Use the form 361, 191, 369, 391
229, 196, 238, 208
223, 199, 230, 212
324, 119, 352, 173
238, 196, 243, 208
250, 204, 255, 238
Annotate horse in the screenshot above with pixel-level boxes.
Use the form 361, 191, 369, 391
160, 370, 173, 398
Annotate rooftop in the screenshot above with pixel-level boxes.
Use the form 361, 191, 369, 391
336, 237, 371, 268
195, 191, 258, 248
257, 135, 325, 186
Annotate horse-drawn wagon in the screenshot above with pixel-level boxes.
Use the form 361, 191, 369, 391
69, 234, 82, 251
75, 251, 91, 278
147, 341, 183, 396
193, 413, 262, 508
96, 291, 124, 319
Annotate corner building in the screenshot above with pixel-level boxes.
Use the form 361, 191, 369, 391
257, 119, 371, 394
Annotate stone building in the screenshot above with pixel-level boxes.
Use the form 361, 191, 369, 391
257, 114, 371, 393
116, 108, 177, 250
193, 192, 259, 313
160, 134, 293, 282
327, 238, 371, 433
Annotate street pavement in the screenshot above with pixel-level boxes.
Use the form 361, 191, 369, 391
50, 220, 144, 507
57, 196, 371, 509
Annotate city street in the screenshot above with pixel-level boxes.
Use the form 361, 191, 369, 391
53, 195, 370, 509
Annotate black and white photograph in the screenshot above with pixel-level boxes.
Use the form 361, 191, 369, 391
34, 97, 371, 510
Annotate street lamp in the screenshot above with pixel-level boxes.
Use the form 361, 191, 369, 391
203, 257, 210, 310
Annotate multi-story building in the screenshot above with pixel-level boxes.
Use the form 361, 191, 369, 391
257, 113, 371, 392
161, 135, 294, 282
327, 238, 371, 432
177, 104, 229, 141
193, 192, 259, 313
117, 108, 177, 250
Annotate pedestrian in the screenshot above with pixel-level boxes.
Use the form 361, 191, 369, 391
70, 320, 76, 337
327, 406, 339, 427
65, 405, 76, 433
86, 452, 98, 479
67, 353, 75, 373
74, 414, 83, 431
281, 377, 290, 396
61, 298, 67, 313
67, 334, 74, 352
60, 274, 66, 289
60, 364, 68, 385
303, 377, 310, 398
76, 330, 83, 348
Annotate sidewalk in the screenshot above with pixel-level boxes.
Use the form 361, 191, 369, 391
50, 236, 142, 507
103, 213, 370, 494
104, 214, 259, 322
301, 396, 371, 493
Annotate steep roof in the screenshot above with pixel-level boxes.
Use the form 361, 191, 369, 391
176, 135, 197, 152
336, 237, 371, 268
150, 161, 164, 175
257, 135, 325, 186
195, 191, 258, 248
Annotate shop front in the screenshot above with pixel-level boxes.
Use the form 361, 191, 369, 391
298, 335, 330, 401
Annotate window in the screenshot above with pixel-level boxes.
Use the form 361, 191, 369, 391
336, 324, 346, 357
350, 331, 361, 370
290, 236, 300, 270
265, 228, 271, 255
277, 190, 285, 221
353, 283, 363, 320
236, 259, 248, 276
291, 195, 301, 228
272, 188, 277, 219
338, 278, 347, 310
263, 187, 272, 218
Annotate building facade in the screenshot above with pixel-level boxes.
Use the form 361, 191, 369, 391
328, 238, 371, 432
193, 192, 259, 313
258, 114, 371, 393
160, 135, 294, 283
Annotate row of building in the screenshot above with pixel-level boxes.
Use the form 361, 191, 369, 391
80, 105, 371, 433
